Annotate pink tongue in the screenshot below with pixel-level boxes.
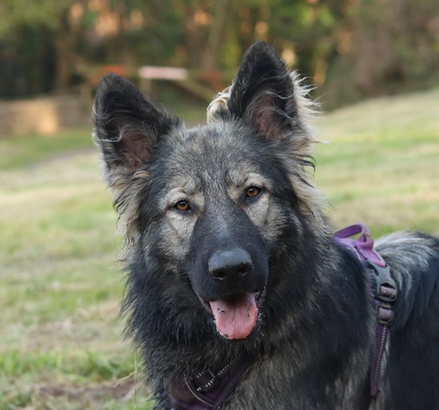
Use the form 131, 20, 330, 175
209, 293, 258, 340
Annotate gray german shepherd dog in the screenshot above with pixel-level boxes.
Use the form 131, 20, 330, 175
93, 41, 439, 409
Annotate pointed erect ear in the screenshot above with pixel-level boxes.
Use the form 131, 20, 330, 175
214, 42, 325, 233
93, 74, 181, 188
226, 41, 302, 140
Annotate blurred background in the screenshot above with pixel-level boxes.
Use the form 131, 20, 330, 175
1, 0, 439, 134
1, 1, 438, 409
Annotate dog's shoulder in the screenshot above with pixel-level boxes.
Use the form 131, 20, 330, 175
375, 231, 439, 329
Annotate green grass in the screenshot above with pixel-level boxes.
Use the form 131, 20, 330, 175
0, 134, 152, 409
0, 128, 94, 170
1, 89, 438, 409
314, 87, 439, 237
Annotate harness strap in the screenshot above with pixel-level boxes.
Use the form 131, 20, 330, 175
333, 223, 398, 398
333, 223, 386, 267
165, 360, 250, 410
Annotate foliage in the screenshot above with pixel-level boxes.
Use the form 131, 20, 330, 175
321, 0, 439, 107
0, 0, 76, 32
0, 0, 438, 105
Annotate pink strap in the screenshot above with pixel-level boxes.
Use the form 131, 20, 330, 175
333, 223, 386, 267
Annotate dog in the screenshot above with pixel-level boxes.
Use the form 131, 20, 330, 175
93, 41, 439, 409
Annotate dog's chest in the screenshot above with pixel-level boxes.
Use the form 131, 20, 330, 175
223, 352, 373, 410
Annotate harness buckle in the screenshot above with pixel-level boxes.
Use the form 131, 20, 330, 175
367, 260, 397, 325
192, 369, 220, 393
367, 260, 397, 302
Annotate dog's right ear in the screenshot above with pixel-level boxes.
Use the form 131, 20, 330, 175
93, 74, 181, 190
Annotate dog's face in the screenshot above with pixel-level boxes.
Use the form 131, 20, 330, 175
94, 41, 324, 341
150, 123, 275, 340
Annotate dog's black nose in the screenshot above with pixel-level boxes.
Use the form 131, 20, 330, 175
208, 249, 253, 281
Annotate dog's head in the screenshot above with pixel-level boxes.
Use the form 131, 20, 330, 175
94, 41, 325, 341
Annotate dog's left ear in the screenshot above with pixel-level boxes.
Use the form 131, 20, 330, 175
219, 41, 307, 140
217, 41, 326, 232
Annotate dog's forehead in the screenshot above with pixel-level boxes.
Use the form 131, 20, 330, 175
182, 122, 260, 163
160, 122, 269, 189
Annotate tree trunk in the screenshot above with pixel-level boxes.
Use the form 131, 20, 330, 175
201, 0, 230, 70
54, 9, 78, 89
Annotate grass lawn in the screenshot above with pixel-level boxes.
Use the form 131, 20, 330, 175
0, 130, 151, 409
315, 87, 439, 237
1, 89, 438, 409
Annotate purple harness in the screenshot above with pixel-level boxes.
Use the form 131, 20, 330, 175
165, 359, 252, 410
166, 223, 398, 409
333, 223, 398, 398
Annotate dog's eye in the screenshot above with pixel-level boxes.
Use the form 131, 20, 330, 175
174, 200, 191, 211
245, 186, 262, 199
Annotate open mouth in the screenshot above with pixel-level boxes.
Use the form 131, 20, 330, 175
200, 289, 266, 340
